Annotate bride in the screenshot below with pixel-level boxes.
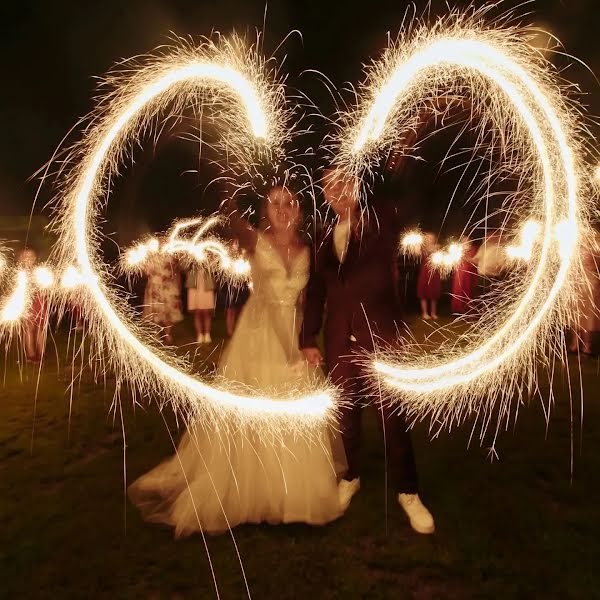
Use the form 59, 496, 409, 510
128, 185, 346, 536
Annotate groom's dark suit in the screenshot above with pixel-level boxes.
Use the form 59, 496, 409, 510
300, 201, 418, 493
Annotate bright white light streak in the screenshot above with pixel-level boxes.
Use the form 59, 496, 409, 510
400, 230, 424, 257
33, 266, 55, 289
0, 271, 29, 323
57, 47, 334, 431
347, 30, 581, 396
506, 220, 542, 261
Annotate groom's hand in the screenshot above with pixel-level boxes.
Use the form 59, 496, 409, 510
302, 347, 324, 367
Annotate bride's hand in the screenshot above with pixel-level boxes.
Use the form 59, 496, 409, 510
302, 347, 323, 366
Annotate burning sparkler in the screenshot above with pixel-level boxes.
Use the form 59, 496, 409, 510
430, 245, 462, 277
48, 36, 335, 439
400, 230, 425, 257
0, 270, 29, 324
336, 9, 594, 435
33, 266, 55, 289
122, 217, 251, 285
506, 220, 542, 261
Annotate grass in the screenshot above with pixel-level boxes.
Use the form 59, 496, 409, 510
1, 314, 599, 599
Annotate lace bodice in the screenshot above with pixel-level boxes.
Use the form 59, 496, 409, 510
248, 233, 309, 307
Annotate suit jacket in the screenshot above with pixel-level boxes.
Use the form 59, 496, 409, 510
300, 201, 405, 367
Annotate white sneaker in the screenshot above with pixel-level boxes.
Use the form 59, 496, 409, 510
196, 334, 204, 344
398, 493, 435, 534
338, 477, 360, 511
204, 332, 212, 344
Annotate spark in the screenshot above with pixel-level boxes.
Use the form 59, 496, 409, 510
33, 266, 55, 289
336, 10, 594, 435
506, 220, 542, 261
0, 270, 29, 323
400, 230, 424, 257
122, 217, 252, 285
125, 237, 159, 268
48, 36, 336, 439
60, 266, 84, 289
430, 247, 461, 277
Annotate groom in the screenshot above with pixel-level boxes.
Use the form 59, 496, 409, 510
300, 167, 435, 534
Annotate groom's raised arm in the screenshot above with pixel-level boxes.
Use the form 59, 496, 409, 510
299, 246, 326, 352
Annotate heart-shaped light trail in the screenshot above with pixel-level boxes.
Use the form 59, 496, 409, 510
50, 37, 335, 439
339, 15, 594, 433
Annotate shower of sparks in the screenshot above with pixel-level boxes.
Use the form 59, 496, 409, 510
45, 35, 336, 441
0, 263, 84, 327
400, 230, 425, 257
60, 265, 86, 289
335, 7, 596, 436
33, 266, 55, 289
124, 237, 160, 268
506, 219, 542, 261
0, 271, 29, 323
430, 245, 462, 277
123, 217, 251, 284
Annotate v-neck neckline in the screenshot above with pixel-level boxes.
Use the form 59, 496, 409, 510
261, 232, 306, 276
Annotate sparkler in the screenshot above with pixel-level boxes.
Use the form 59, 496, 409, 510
429, 241, 464, 277
124, 237, 160, 269
48, 36, 336, 439
33, 266, 55, 289
336, 9, 594, 434
60, 265, 85, 289
400, 230, 424, 257
122, 217, 252, 284
506, 220, 542, 261
0, 263, 84, 327
0, 270, 29, 324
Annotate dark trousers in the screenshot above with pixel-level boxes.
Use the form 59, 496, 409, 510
328, 351, 419, 494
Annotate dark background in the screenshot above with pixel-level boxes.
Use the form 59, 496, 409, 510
1, 0, 599, 250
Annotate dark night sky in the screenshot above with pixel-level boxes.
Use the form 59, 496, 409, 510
1, 0, 599, 238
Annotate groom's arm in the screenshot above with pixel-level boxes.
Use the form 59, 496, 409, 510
299, 247, 326, 354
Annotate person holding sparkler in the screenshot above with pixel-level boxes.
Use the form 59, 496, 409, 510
129, 184, 345, 536
185, 264, 215, 344
142, 247, 183, 346
300, 167, 434, 535
16, 248, 49, 363
416, 233, 442, 321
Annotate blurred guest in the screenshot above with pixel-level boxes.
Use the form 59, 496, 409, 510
186, 264, 215, 344
17, 248, 48, 363
569, 229, 600, 355
142, 253, 183, 345
451, 236, 477, 314
417, 233, 441, 320
473, 230, 506, 284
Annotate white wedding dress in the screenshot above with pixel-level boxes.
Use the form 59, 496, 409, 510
129, 233, 345, 536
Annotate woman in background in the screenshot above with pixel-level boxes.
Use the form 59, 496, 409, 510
186, 265, 215, 344
142, 252, 183, 345
417, 233, 442, 320
17, 248, 48, 362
